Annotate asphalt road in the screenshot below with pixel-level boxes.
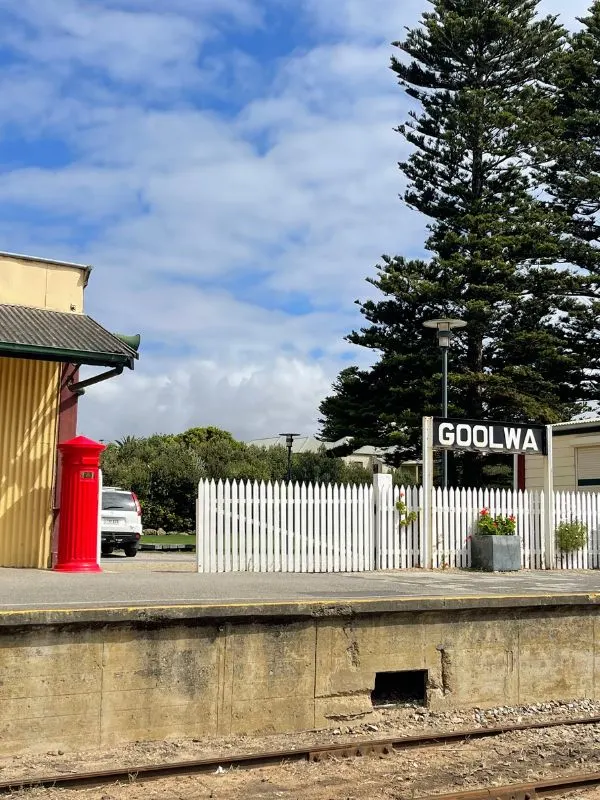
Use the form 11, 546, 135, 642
0, 554, 598, 611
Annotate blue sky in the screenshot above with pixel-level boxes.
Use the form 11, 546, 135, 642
0, 0, 589, 441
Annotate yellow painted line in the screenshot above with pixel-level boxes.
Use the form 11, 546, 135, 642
0, 592, 598, 617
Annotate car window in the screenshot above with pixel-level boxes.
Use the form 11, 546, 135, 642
102, 491, 136, 512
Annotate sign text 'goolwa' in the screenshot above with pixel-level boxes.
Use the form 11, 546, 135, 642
432, 418, 547, 456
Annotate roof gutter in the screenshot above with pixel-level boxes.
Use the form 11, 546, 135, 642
67, 366, 124, 396
0, 342, 135, 369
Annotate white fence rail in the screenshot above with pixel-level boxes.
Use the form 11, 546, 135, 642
197, 479, 373, 573
374, 483, 421, 570
430, 487, 545, 570
196, 478, 600, 573
554, 490, 600, 569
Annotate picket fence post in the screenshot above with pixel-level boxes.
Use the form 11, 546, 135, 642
372, 471, 392, 570
421, 418, 434, 568
542, 424, 555, 569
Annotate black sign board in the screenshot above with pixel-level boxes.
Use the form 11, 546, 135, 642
432, 418, 547, 456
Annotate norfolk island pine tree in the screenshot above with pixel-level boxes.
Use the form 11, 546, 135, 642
319, 0, 600, 486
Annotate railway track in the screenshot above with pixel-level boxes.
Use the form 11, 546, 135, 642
414, 772, 600, 800
2, 714, 600, 795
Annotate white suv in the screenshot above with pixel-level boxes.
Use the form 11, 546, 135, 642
101, 487, 142, 557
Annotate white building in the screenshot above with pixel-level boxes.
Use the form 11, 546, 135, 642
246, 436, 397, 474
524, 419, 600, 491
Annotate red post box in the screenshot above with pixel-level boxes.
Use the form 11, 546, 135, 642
54, 436, 106, 573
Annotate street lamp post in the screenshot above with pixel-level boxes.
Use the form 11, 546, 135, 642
423, 318, 466, 488
279, 433, 300, 482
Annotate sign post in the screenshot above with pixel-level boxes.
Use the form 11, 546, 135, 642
542, 424, 554, 569
421, 417, 434, 569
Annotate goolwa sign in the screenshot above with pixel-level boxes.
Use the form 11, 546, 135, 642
432, 417, 547, 456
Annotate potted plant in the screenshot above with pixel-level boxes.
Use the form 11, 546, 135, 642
470, 508, 521, 572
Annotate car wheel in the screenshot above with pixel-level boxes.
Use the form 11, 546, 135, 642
124, 544, 138, 558
101, 546, 114, 556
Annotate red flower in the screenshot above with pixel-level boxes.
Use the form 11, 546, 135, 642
509, 515, 515, 522
480, 508, 489, 516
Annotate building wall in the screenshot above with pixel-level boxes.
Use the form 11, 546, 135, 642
0, 602, 598, 755
0, 254, 86, 313
343, 454, 372, 470
525, 431, 600, 491
0, 357, 60, 568
342, 454, 393, 474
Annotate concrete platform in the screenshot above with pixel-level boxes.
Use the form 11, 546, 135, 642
1, 565, 600, 756
0, 565, 598, 625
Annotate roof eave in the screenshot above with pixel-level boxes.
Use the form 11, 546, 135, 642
0, 342, 136, 369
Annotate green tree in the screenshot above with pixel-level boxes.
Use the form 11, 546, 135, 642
102, 435, 205, 530
101, 427, 372, 530
320, 0, 599, 486
541, 3, 600, 278
319, 367, 387, 446
176, 426, 239, 449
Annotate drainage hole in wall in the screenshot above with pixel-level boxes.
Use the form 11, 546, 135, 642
371, 670, 428, 707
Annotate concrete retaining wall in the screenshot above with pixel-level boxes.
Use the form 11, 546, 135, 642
0, 596, 598, 754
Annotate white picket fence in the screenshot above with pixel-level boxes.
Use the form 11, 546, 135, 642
196, 479, 600, 573
427, 487, 544, 569
197, 479, 374, 573
555, 490, 600, 569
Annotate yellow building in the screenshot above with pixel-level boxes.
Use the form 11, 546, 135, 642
524, 419, 600, 492
0, 251, 139, 568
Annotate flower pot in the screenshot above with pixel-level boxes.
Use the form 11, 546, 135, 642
471, 534, 521, 572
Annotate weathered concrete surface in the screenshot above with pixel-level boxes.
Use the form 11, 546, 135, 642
0, 598, 598, 754
2, 564, 600, 612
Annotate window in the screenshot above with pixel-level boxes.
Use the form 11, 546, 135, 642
101, 491, 136, 511
576, 446, 600, 488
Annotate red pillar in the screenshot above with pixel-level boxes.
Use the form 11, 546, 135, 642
517, 454, 526, 490
52, 364, 79, 567
54, 436, 105, 573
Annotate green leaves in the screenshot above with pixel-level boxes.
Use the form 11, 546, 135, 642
319, 0, 599, 487
477, 508, 517, 535
542, 2, 600, 278
101, 428, 373, 531
555, 520, 588, 552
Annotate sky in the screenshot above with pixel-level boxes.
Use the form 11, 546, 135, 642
0, 0, 591, 442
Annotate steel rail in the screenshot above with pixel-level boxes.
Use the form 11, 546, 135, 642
2, 715, 600, 794
413, 771, 600, 800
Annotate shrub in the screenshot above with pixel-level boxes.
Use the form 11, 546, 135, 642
396, 492, 418, 527
555, 521, 588, 553
477, 508, 516, 536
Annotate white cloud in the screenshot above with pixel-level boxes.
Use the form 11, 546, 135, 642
0, 0, 588, 441
302, 0, 424, 42
0, 0, 261, 87
304, 0, 592, 37
81, 356, 334, 442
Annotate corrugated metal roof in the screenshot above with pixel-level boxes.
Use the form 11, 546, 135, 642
247, 436, 324, 453
553, 418, 600, 429
0, 304, 138, 367
247, 436, 394, 456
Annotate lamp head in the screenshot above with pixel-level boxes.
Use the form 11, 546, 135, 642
422, 317, 466, 348
279, 433, 300, 448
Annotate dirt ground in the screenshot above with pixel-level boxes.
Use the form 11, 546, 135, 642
4, 700, 600, 799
